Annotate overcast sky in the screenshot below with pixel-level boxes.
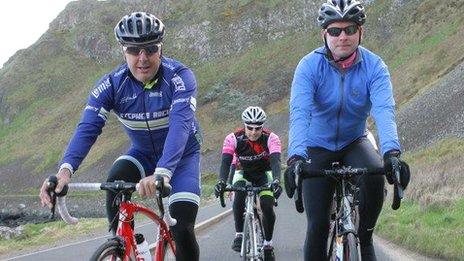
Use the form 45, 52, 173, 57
0, 0, 74, 68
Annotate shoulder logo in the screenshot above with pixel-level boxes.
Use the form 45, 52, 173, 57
162, 60, 176, 70
91, 78, 111, 98
84, 104, 99, 112
172, 75, 186, 92
114, 67, 126, 77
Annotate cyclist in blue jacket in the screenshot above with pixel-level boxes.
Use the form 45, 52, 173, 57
40, 12, 201, 261
285, 1, 410, 260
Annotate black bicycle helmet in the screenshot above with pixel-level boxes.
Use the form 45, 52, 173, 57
317, 0, 366, 28
114, 12, 165, 45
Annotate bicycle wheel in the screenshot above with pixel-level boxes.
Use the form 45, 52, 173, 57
89, 239, 128, 261
255, 214, 265, 259
327, 220, 338, 261
242, 215, 254, 261
344, 233, 360, 261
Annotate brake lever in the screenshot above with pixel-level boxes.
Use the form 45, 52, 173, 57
47, 176, 58, 220
391, 158, 403, 210
49, 195, 57, 220
395, 166, 404, 199
294, 163, 304, 213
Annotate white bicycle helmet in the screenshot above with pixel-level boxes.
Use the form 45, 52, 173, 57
241, 106, 267, 125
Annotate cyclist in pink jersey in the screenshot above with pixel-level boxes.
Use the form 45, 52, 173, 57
215, 106, 282, 261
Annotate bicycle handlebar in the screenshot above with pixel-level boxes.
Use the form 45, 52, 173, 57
219, 184, 271, 208
297, 163, 385, 178
295, 162, 403, 210
47, 178, 174, 225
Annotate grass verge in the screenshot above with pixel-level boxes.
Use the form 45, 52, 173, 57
0, 173, 219, 256
0, 218, 107, 256
377, 199, 464, 260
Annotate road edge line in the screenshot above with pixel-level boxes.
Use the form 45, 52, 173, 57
148, 208, 232, 250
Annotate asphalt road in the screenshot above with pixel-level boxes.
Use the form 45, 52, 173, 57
199, 195, 306, 260
198, 196, 439, 261
5, 196, 439, 261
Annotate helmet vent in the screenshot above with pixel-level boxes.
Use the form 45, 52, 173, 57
128, 19, 134, 34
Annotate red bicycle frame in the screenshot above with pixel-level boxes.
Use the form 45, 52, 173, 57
116, 201, 176, 261
52, 180, 177, 261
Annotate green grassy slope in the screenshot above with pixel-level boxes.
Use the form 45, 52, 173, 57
0, 0, 462, 185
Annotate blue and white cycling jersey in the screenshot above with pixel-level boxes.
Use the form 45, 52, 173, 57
60, 57, 202, 203
289, 46, 401, 158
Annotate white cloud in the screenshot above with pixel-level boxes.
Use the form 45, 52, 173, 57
0, 0, 73, 68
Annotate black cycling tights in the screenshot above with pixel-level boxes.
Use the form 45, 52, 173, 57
170, 201, 199, 261
106, 159, 141, 233
303, 137, 385, 261
105, 159, 199, 261
233, 181, 276, 241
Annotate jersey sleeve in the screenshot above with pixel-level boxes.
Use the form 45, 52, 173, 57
222, 133, 237, 155
155, 68, 198, 177
288, 57, 314, 159
60, 76, 114, 172
369, 58, 401, 155
268, 132, 282, 154
218, 134, 237, 181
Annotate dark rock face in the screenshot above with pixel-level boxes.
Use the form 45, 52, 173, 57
397, 62, 464, 152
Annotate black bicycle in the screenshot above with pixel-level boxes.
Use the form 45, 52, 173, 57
293, 159, 404, 261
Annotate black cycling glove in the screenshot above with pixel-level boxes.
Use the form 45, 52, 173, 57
383, 150, 410, 189
214, 180, 226, 198
284, 155, 305, 198
271, 179, 282, 199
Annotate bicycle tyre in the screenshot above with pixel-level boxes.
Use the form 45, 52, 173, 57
242, 215, 254, 261
89, 239, 128, 261
344, 233, 360, 261
327, 220, 337, 260
255, 215, 264, 247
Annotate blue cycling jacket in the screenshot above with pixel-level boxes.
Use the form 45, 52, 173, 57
60, 57, 201, 177
289, 46, 401, 158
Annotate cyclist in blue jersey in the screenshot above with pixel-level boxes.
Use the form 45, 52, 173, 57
39, 12, 201, 261
284, 1, 410, 260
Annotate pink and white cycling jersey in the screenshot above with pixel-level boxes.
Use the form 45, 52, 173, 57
222, 128, 281, 173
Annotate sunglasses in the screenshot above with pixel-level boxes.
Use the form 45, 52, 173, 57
246, 125, 263, 131
123, 44, 160, 56
326, 25, 359, 37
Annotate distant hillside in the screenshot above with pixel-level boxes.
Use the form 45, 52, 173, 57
0, 0, 463, 193
398, 60, 464, 152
